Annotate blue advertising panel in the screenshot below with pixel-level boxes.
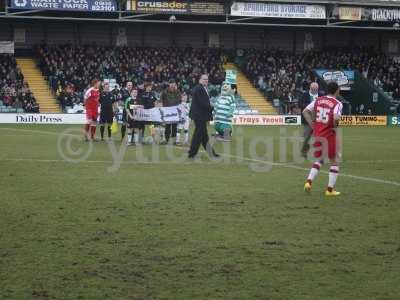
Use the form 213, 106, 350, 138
11, 0, 117, 12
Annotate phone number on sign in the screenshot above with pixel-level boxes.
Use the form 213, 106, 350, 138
91, 1, 116, 11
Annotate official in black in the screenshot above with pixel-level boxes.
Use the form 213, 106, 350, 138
188, 74, 219, 159
99, 82, 116, 141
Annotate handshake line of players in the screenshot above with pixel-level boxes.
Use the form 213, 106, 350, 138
84, 79, 190, 145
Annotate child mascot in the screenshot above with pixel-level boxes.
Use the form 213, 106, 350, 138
214, 81, 237, 141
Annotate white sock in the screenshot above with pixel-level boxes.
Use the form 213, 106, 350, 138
176, 131, 181, 143
307, 161, 322, 182
328, 165, 339, 189
184, 131, 189, 143
160, 127, 166, 141
134, 132, 139, 144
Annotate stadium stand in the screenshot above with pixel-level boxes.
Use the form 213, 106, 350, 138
4, 42, 400, 115
224, 62, 276, 114
16, 58, 61, 113
239, 46, 400, 114
36, 45, 228, 111
0, 54, 39, 113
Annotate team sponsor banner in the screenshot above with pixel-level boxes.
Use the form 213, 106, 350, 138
315, 69, 355, 91
11, 0, 117, 11
0, 41, 14, 54
232, 115, 301, 126
126, 0, 224, 15
131, 106, 181, 124
230, 2, 326, 19
339, 115, 387, 126
388, 115, 400, 126
0, 113, 87, 124
338, 6, 362, 21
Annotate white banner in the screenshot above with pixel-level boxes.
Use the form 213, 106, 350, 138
133, 105, 181, 123
233, 115, 301, 126
0, 41, 15, 54
0, 113, 86, 124
0, 106, 182, 124
0, 113, 300, 125
231, 2, 326, 19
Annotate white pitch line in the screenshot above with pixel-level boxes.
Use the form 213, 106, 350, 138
2, 127, 400, 187
0, 157, 199, 165
221, 153, 400, 187
341, 159, 400, 164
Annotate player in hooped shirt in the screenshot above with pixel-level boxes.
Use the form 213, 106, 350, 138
303, 82, 343, 196
84, 79, 101, 141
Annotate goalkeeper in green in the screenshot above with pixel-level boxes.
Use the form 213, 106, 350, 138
214, 82, 237, 141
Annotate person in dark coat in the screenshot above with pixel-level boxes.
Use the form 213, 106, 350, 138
299, 82, 320, 157
188, 74, 219, 159
160, 79, 181, 144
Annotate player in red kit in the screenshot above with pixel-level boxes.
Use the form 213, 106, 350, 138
84, 79, 101, 141
303, 82, 343, 196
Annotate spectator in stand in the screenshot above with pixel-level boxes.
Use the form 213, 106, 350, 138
242, 46, 400, 112
36, 45, 225, 112
0, 54, 39, 112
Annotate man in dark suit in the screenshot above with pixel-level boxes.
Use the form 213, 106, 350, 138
299, 82, 320, 157
188, 74, 219, 159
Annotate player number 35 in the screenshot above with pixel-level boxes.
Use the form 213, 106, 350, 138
316, 107, 330, 124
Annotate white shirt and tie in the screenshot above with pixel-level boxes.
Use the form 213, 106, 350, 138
203, 85, 209, 98
309, 91, 318, 102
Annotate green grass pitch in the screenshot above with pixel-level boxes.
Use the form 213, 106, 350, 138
0, 124, 399, 299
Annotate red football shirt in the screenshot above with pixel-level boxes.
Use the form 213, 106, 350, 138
84, 87, 100, 112
306, 96, 343, 137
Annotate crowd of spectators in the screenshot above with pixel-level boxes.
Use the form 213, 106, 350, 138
0, 54, 39, 113
10, 44, 400, 115
242, 46, 400, 114
36, 44, 226, 111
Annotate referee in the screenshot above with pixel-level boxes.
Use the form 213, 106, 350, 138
99, 82, 116, 141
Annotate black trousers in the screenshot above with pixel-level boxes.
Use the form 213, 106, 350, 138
301, 123, 313, 154
189, 119, 212, 158
165, 123, 177, 142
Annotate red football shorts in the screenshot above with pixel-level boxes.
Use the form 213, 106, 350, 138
86, 109, 98, 124
313, 135, 338, 161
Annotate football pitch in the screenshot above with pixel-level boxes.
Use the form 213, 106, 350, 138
0, 124, 399, 300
